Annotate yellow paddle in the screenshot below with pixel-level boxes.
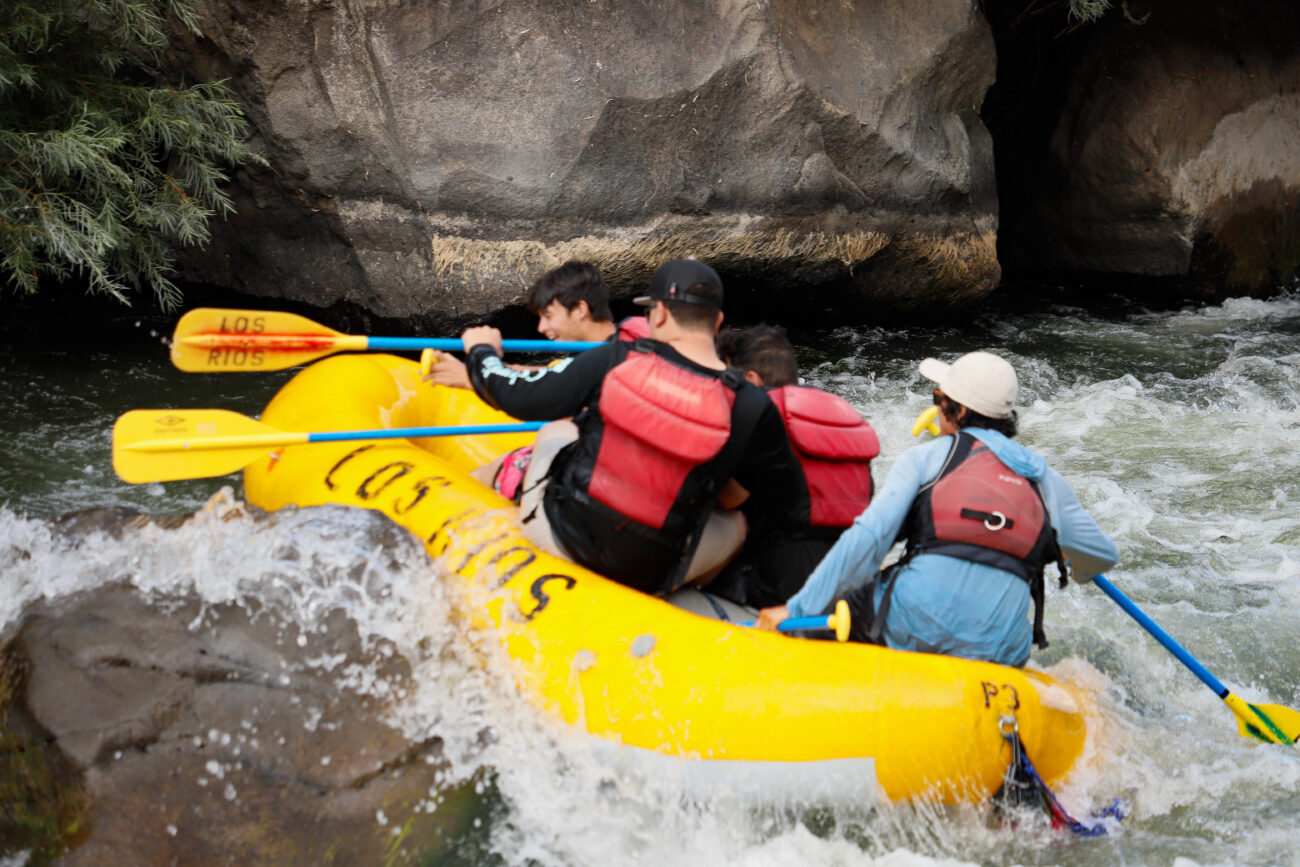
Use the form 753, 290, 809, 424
170, 308, 599, 372
113, 409, 542, 484
1093, 575, 1298, 744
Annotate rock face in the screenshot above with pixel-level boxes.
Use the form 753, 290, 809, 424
1014, 0, 1300, 295
0, 582, 479, 865
175, 0, 1001, 325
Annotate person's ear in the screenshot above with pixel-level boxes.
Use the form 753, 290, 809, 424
714, 310, 724, 334
649, 302, 668, 328
743, 370, 764, 387
572, 300, 590, 321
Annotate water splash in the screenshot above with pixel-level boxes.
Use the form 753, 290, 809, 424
4, 292, 1300, 864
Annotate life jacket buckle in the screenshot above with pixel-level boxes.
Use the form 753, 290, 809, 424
984, 510, 1008, 531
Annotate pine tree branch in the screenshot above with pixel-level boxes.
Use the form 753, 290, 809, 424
1, 0, 261, 308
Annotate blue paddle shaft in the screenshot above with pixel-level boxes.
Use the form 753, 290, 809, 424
1093, 574, 1229, 698
308, 422, 544, 443
777, 615, 833, 632
737, 615, 832, 632
367, 337, 599, 353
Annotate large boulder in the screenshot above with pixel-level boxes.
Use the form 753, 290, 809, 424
1015, 0, 1300, 295
0, 509, 481, 865
175, 0, 1001, 326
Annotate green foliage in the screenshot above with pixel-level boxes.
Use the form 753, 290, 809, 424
0, 0, 264, 308
1068, 0, 1113, 24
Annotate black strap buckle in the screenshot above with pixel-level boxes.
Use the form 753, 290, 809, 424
960, 507, 1015, 531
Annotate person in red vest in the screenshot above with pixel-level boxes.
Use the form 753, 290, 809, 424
707, 325, 881, 607
423, 260, 648, 390
424, 261, 648, 500
458, 259, 802, 594
757, 351, 1118, 666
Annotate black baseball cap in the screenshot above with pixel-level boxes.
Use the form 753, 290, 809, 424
633, 259, 724, 308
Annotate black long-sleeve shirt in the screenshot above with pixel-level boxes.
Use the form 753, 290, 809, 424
466, 339, 803, 591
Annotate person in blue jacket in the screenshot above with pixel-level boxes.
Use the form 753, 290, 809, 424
756, 350, 1118, 667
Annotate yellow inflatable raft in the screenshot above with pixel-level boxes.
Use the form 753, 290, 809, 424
242, 353, 1088, 803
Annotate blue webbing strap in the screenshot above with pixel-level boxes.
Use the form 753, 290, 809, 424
996, 721, 1125, 836
698, 591, 734, 622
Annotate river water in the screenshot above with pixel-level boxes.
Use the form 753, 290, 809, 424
2, 288, 1299, 865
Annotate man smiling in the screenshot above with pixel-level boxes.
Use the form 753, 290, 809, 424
423, 261, 647, 388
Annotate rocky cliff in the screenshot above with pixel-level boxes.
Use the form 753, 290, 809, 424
175, 0, 1001, 326
170, 0, 1300, 327
1006, 0, 1300, 296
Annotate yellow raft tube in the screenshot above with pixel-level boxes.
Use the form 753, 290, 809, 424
243, 354, 1088, 804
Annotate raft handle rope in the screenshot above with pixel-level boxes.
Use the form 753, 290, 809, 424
994, 715, 1125, 836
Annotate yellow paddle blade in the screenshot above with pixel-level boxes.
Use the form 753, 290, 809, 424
911, 405, 941, 437
170, 308, 367, 372
1224, 693, 1300, 745
113, 409, 308, 484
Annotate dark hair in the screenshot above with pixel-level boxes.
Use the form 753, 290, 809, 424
662, 294, 721, 331
524, 261, 612, 321
937, 397, 1019, 438
716, 324, 799, 387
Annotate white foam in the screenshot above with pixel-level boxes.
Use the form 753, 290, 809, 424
6, 292, 1300, 863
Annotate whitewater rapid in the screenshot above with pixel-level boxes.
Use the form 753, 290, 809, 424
3, 291, 1299, 865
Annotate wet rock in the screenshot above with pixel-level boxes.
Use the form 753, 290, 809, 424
0, 585, 480, 865
1017, 0, 1300, 296
52, 507, 193, 541
172, 0, 1001, 325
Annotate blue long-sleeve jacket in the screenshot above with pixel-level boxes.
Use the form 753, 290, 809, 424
786, 428, 1119, 666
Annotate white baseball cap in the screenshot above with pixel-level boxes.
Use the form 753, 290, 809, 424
918, 351, 1018, 419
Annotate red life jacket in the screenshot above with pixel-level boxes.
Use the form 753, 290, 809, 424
767, 385, 880, 527
588, 348, 737, 530
903, 432, 1065, 647
906, 432, 1058, 580
616, 316, 651, 342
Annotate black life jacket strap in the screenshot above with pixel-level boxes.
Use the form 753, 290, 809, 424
665, 516, 710, 593
1030, 570, 1048, 649
866, 566, 903, 646
626, 340, 745, 398
960, 507, 1016, 531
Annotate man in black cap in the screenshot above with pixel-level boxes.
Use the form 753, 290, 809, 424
459, 258, 802, 594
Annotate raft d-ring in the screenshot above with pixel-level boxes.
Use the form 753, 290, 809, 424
998, 715, 1019, 736
984, 511, 1007, 531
